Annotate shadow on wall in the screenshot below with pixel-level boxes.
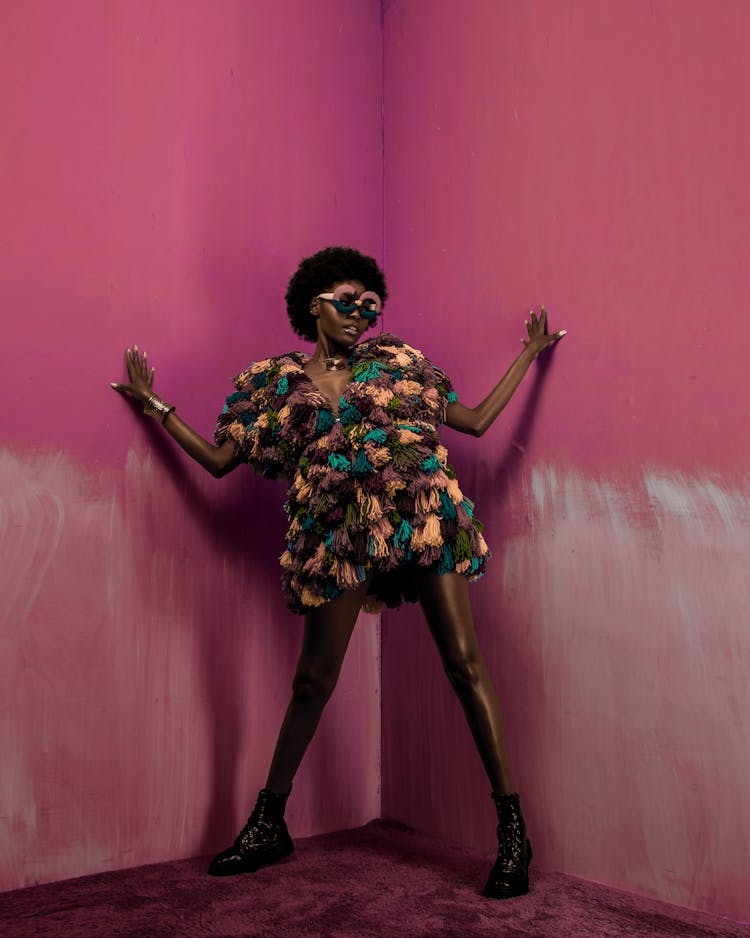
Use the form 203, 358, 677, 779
134, 405, 290, 853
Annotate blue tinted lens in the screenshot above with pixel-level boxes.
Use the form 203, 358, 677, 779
331, 299, 358, 314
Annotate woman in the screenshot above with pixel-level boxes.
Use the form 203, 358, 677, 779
111, 246, 565, 899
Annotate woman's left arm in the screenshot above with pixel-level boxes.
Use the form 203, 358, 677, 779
444, 308, 566, 437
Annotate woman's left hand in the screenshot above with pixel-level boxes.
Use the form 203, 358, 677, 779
110, 346, 156, 403
522, 307, 566, 359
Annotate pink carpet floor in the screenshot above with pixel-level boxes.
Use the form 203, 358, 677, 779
1, 820, 746, 937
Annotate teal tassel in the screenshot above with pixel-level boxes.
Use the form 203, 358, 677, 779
437, 542, 454, 575
353, 361, 384, 382
394, 518, 413, 550
363, 428, 388, 444
396, 423, 423, 434
327, 453, 352, 472
438, 491, 457, 520
352, 449, 373, 478
275, 375, 289, 396
323, 581, 343, 599
420, 454, 441, 473
447, 390, 458, 403
461, 498, 475, 518
339, 401, 362, 425
316, 409, 336, 433
226, 391, 252, 405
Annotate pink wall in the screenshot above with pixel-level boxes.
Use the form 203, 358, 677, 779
0, 0, 382, 890
4, 0, 749, 921
381, 0, 750, 922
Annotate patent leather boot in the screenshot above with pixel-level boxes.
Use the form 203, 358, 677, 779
207, 786, 294, 876
482, 791, 533, 899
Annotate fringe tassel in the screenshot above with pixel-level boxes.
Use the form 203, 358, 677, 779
438, 491, 457, 520
303, 542, 327, 576
368, 531, 389, 558
331, 525, 354, 554
436, 542, 455, 575
394, 518, 413, 550
328, 453, 352, 472
300, 586, 327, 607
416, 488, 441, 513
364, 444, 391, 468
280, 550, 293, 568
445, 477, 463, 502
411, 514, 442, 549
357, 492, 383, 522
398, 428, 422, 444
453, 528, 473, 562
352, 449, 374, 478
337, 559, 364, 590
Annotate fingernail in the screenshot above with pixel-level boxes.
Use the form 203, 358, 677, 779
559, 330, 567, 336
110, 382, 118, 388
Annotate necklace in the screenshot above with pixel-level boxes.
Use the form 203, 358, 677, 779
324, 357, 348, 371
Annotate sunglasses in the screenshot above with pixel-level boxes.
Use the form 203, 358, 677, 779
316, 284, 383, 321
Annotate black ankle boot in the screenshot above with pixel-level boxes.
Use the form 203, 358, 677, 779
482, 791, 533, 899
207, 786, 294, 876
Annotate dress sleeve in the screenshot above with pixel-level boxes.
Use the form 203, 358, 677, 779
419, 355, 458, 425
432, 364, 459, 414
214, 358, 287, 478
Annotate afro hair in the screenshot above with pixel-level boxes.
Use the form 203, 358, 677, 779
285, 246, 388, 342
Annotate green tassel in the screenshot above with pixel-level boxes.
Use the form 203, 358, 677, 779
453, 528, 472, 562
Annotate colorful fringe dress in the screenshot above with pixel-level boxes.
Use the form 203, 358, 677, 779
215, 332, 490, 614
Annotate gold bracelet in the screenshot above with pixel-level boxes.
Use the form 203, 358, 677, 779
143, 393, 175, 424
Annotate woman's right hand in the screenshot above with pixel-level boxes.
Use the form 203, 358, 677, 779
110, 346, 156, 403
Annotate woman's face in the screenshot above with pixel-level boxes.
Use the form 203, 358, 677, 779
312, 279, 371, 348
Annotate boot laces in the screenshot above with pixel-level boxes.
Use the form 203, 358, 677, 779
496, 802, 525, 866
236, 794, 282, 847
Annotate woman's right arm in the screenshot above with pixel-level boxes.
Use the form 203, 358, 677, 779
111, 346, 242, 479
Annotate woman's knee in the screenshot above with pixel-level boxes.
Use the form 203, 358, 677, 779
291, 666, 339, 704
444, 652, 484, 694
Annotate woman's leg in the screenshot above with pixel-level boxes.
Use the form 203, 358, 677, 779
264, 576, 372, 794
415, 569, 514, 794
415, 570, 531, 898
208, 577, 371, 876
